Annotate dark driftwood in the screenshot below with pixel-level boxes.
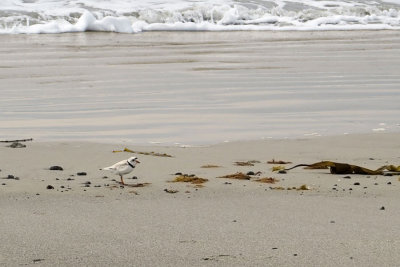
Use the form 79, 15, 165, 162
0, 138, 33, 143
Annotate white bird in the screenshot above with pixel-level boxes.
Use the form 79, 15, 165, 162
101, 157, 140, 185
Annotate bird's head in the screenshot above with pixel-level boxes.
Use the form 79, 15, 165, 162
128, 156, 140, 166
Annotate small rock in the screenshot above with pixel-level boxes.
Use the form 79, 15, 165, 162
278, 170, 287, 174
77, 172, 87, 176
349, 188, 353, 191
272, 247, 278, 250
374, 183, 378, 185
131, 176, 138, 179
55, 178, 60, 180
46, 185, 54, 189
94, 185, 101, 188
164, 188, 178, 194
384, 173, 393, 177
387, 182, 392, 185
247, 171, 255, 175
2, 183, 6, 185
293, 254, 298, 256
343, 176, 351, 179
7, 175, 15, 179
60, 186, 65, 188
67, 178, 74, 181
49, 166, 63, 171
353, 182, 360, 186
84, 184, 90, 187
380, 206, 385, 210
330, 220, 335, 223
175, 172, 183, 175
224, 182, 232, 185
84, 181, 91, 185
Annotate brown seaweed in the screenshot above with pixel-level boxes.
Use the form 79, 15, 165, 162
113, 147, 173, 157
267, 159, 292, 164
254, 177, 279, 184
171, 175, 208, 184
201, 164, 221, 168
218, 172, 251, 180
234, 160, 261, 166
285, 161, 391, 175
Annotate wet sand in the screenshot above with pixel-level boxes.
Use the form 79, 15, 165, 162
1, 133, 400, 266
0, 31, 399, 144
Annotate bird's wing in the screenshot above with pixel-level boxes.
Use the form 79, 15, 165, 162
110, 159, 128, 169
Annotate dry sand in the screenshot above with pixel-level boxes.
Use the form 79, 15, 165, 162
1, 133, 400, 266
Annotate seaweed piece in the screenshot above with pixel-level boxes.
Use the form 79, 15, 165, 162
125, 183, 151, 188
267, 159, 292, 164
171, 175, 208, 184
271, 166, 286, 172
113, 147, 173, 157
201, 164, 221, 168
234, 160, 260, 166
254, 177, 279, 184
218, 172, 251, 180
285, 161, 390, 175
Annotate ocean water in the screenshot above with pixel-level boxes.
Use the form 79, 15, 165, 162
0, 0, 400, 33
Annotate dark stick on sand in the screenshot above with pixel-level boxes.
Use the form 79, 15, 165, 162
0, 138, 33, 143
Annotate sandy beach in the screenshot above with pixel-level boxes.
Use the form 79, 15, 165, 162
1, 133, 400, 266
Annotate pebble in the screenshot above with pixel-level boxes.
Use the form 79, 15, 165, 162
387, 182, 392, 185
7, 175, 15, 179
380, 206, 385, 210
278, 170, 287, 174
247, 171, 255, 175
60, 186, 65, 188
374, 183, 378, 185
46, 185, 54, 189
84, 181, 91, 185
131, 176, 138, 179
353, 182, 360, 186
175, 172, 183, 175
2, 183, 6, 185
77, 172, 87, 176
343, 176, 351, 179
49, 166, 63, 171
67, 178, 74, 181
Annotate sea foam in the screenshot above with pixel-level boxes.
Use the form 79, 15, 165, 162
0, 0, 399, 34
